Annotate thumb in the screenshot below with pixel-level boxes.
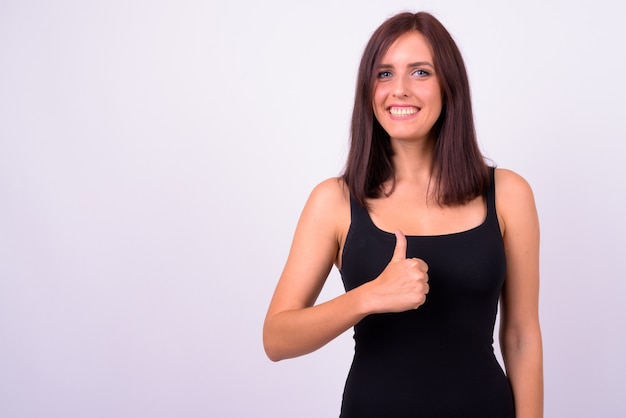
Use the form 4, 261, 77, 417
392, 230, 407, 261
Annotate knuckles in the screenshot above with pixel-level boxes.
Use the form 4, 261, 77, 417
379, 256, 430, 311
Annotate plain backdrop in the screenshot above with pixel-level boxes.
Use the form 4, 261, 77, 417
1, 0, 624, 417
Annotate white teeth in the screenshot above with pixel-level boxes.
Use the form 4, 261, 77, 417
389, 107, 418, 116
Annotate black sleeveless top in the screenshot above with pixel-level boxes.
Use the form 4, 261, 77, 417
339, 169, 515, 417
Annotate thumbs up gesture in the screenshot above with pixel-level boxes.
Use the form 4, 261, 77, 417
367, 230, 429, 314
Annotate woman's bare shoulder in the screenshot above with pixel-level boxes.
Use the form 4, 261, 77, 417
300, 177, 351, 247
494, 168, 535, 201
494, 167, 538, 234
306, 177, 350, 211
289, 177, 350, 267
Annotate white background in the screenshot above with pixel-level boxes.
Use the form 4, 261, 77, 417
1, 0, 624, 417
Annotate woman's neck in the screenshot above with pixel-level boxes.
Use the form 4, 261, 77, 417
390, 136, 436, 185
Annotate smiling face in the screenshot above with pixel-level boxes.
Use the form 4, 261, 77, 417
372, 31, 443, 143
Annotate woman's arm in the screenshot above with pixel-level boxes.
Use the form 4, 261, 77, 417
263, 178, 429, 361
496, 169, 544, 418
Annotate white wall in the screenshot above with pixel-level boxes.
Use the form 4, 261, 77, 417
0, 0, 624, 417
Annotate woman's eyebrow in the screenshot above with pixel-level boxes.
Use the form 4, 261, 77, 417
377, 61, 434, 69
407, 61, 434, 68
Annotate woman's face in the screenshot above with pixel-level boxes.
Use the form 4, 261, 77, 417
372, 31, 443, 143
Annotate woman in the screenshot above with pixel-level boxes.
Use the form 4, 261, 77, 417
263, 11, 543, 418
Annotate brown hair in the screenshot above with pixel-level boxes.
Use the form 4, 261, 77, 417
342, 11, 490, 207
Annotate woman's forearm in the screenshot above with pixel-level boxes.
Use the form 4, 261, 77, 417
263, 285, 371, 361
502, 331, 544, 418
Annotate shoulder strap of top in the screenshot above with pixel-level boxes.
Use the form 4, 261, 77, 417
349, 194, 369, 225
485, 166, 497, 223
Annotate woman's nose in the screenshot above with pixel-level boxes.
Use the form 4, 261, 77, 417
392, 77, 409, 98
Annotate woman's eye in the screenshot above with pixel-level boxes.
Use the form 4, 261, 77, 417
377, 71, 392, 79
413, 69, 430, 77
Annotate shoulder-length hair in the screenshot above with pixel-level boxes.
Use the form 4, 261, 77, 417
342, 11, 490, 208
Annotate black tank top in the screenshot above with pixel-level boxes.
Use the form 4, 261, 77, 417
339, 169, 514, 417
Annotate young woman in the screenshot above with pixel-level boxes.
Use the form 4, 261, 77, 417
263, 11, 543, 418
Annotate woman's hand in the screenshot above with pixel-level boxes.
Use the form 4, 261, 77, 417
365, 230, 429, 313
